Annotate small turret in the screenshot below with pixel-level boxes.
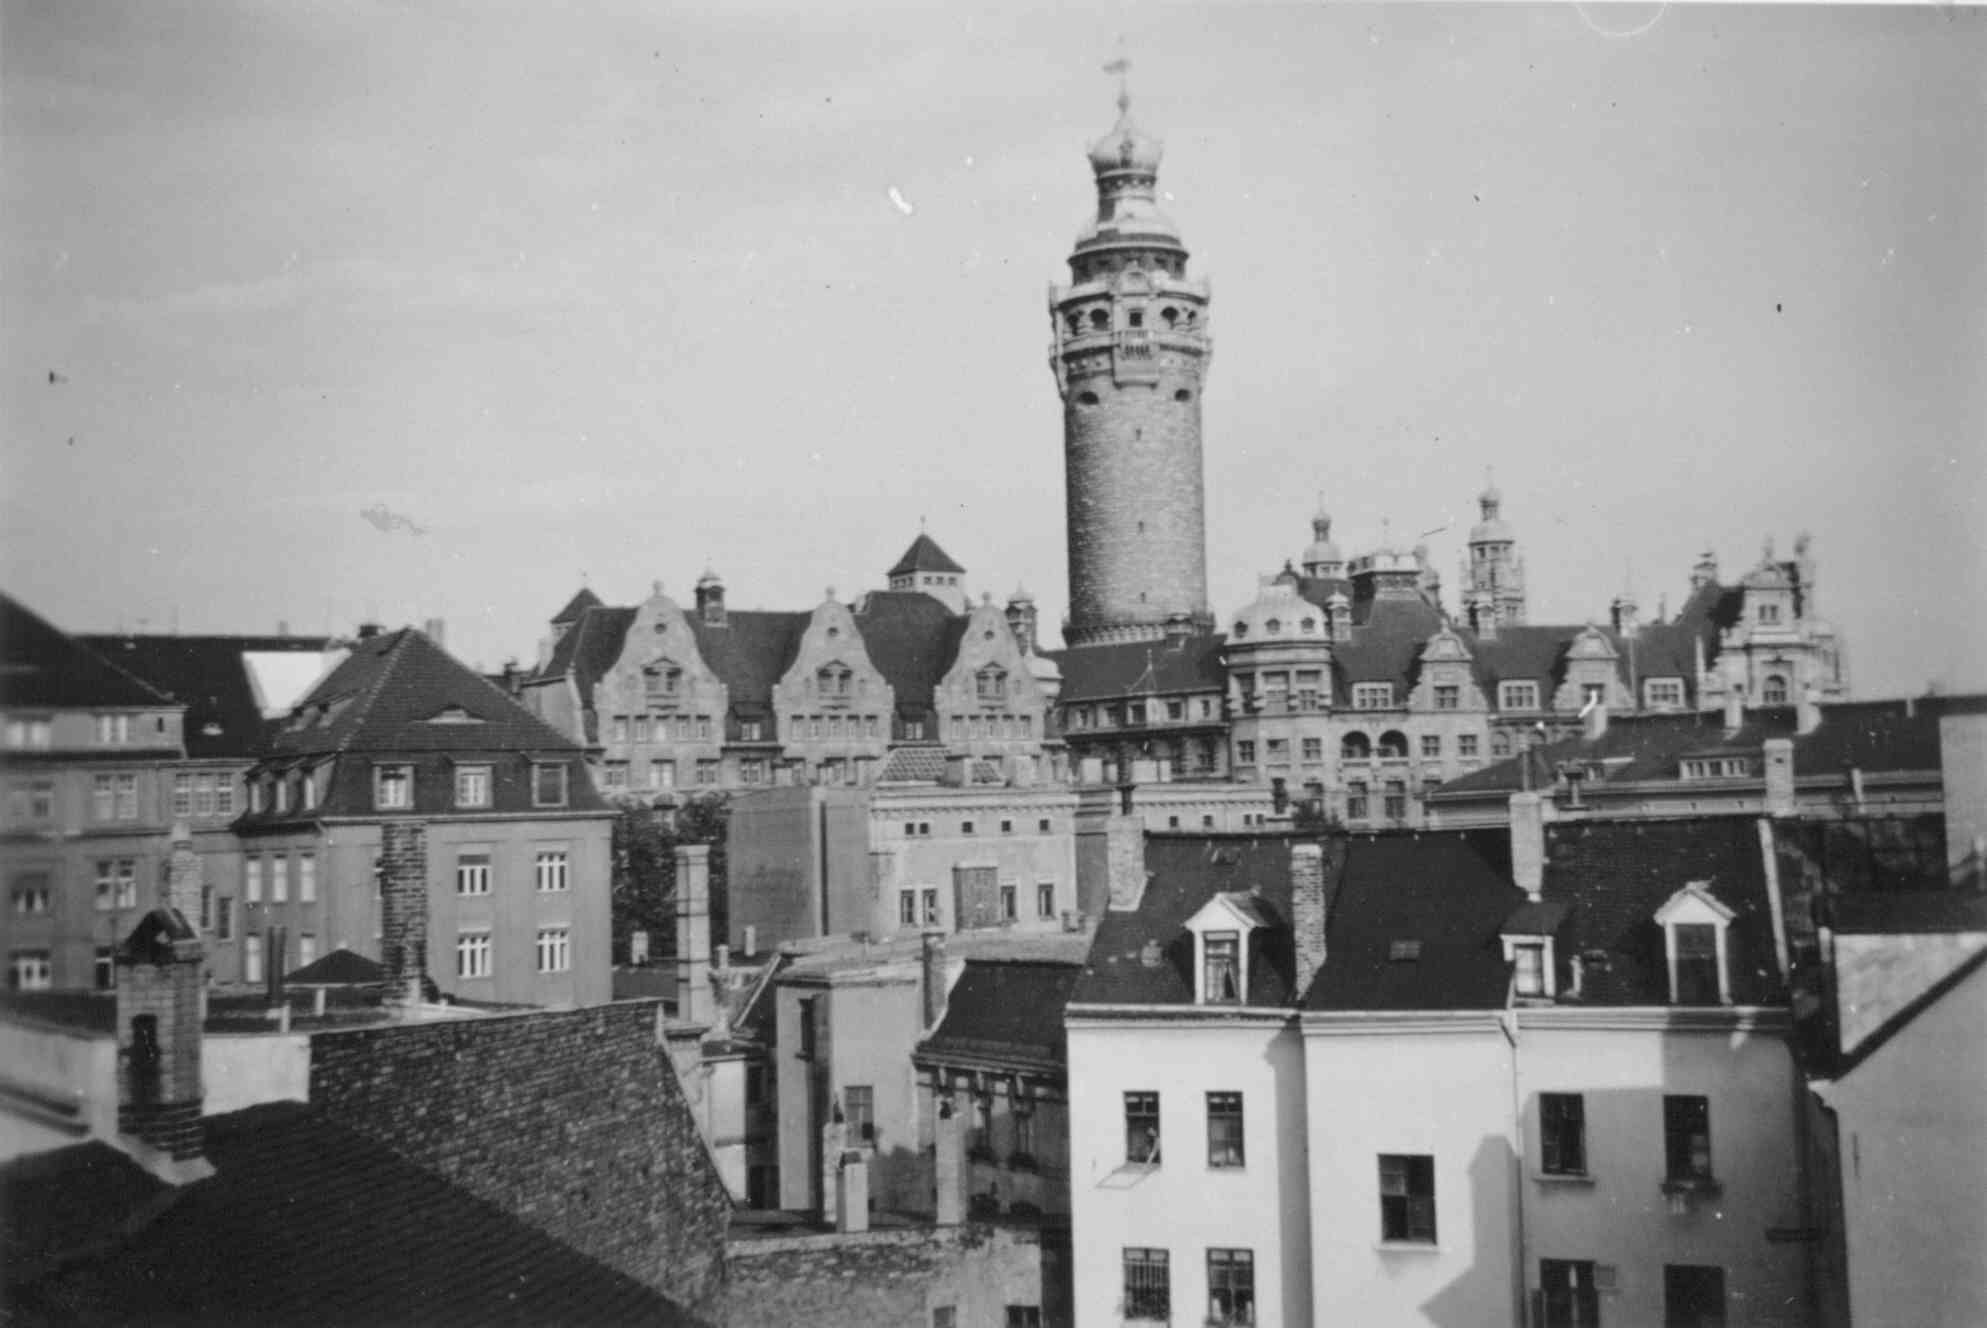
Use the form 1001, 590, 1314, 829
695, 567, 727, 627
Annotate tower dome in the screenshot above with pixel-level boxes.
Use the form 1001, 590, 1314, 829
1229, 578, 1326, 644
1470, 482, 1514, 544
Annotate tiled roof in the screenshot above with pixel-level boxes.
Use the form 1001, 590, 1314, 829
80, 634, 336, 759
875, 746, 1003, 784
918, 959, 1083, 1071
1328, 595, 1449, 690
1539, 817, 1782, 1006
1073, 833, 1306, 1007
1430, 712, 1777, 798
530, 605, 636, 711
887, 533, 966, 576
285, 947, 387, 985
0, 593, 174, 711
1051, 633, 1226, 704
1303, 831, 1520, 1012
851, 592, 965, 716
1825, 892, 1987, 935
5, 1102, 702, 1325
687, 609, 810, 712
267, 628, 583, 759
551, 587, 604, 626
1790, 699, 1945, 775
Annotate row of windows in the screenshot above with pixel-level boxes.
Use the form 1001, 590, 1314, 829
1539, 1260, 1728, 1328
947, 713, 1034, 741
1, 715, 168, 749
610, 713, 715, 744
602, 759, 720, 790
789, 714, 881, 742
1536, 1092, 1719, 1187
903, 816, 1054, 838
371, 762, 568, 811
1121, 1090, 1244, 1168
1118, 1247, 1253, 1325
244, 853, 317, 905
897, 881, 1056, 927
1065, 697, 1220, 729
455, 927, 570, 978
454, 850, 569, 895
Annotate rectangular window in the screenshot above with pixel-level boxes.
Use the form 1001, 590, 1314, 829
113, 773, 137, 820
1121, 1248, 1169, 1322
1646, 678, 1686, 710
172, 772, 194, 817
1266, 738, 1289, 764
216, 895, 234, 940
1664, 1265, 1726, 1327
455, 764, 492, 807
921, 887, 940, 925
244, 856, 264, 905
961, 819, 975, 835
1206, 1092, 1245, 1167
94, 945, 116, 990
96, 713, 132, 744
651, 760, 675, 788
696, 760, 719, 785
1501, 680, 1541, 711
611, 715, 630, 744
1541, 1259, 1600, 1328
899, 889, 917, 927
1664, 1096, 1713, 1183
1206, 1249, 1255, 1327
1203, 932, 1241, 1003
298, 853, 316, 903
1514, 941, 1546, 997
300, 768, 318, 810
933, 1310, 956, 1328
94, 859, 137, 910
1379, 1154, 1437, 1243
1673, 922, 1721, 1005
536, 927, 570, 973
375, 764, 413, 809
5, 717, 52, 749
1434, 684, 1460, 711
1037, 881, 1056, 919
214, 775, 234, 817
200, 885, 213, 931
1421, 734, 1442, 758
244, 934, 264, 984
1354, 682, 1395, 710
9, 950, 53, 991
1383, 780, 1408, 822
457, 852, 492, 896
1302, 736, 1323, 762
844, 1084, 876, 1145
636, 715, 656, 743
1236, 740, 1256, 765
1346, 781, 1370, 822
1125, 1091, 1160, 1164
457, 931, 492, 979
270, 854, 289, 903
274, 775, 291, 814
696, 716, 712, 740
1540, 1094, 1587, 1176
1459, 733, 1480, 758
11, 874, 51, 915
1758, 603, 1781, 625
1000, 881, 1017, 921
532, 763, 569, 807
535, 850, 569, 893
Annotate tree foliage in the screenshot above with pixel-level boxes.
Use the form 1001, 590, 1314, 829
610, 792, 730, 964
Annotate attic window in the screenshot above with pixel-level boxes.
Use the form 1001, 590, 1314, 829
1203, 932, 1241, 1003
1186, 896, 1261, 1005
1654, 883, 1735, 1006
1387, 940, 1422, 963
425, 704, 482, 724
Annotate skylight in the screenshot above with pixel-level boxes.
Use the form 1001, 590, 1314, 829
1387, 940, 1423, 963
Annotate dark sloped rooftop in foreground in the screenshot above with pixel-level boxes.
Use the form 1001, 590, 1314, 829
919, 959, 1084, 1071
79, 634, 336, 759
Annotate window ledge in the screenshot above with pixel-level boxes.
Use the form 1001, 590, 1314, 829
1375, 1240, 1443, 1254
1660, 1177, 1722, 1198
1534, 1172, 1597, 1187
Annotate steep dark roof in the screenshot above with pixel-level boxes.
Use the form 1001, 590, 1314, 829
5, 1102, 700, 1325
79, 634, 336, 759
1052, 634, 1226, 704
551, 587, 604, 626
1431, 712, 1783, 798
919, 959, 1083, 1071
0, 593, 174, 711
266, 628, 582, 758
888, 533, 965, 577
1303, 831, 1519, 1012
1328, 595, 1450, 691
851, 592, 965, 715
1791, 699, 1945, 775
285, 947, 387, 985
1540, 817, 1783, 1006
528, 605, 636, 710
686, 609, 810, 712
1825, 892, 1987, 935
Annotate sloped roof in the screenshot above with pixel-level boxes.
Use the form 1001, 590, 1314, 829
1539, 817, 1782, 1006
5, 1102, 701, 1325
1303, 831, 1519, 1012
267, 628, 582, 758
0, 593, 174, 710
528, 605, 636, 711
1825, 892, 1987, 935
888, 533, 965, 577
1431, 711, 1776, 798
80, 634, 336, 759
286, 946, 387, 985
851, 592, 965, 714
876, 747, 1005, 784
1328, 595, 1449, 689
551, 587, 604, 626
686, 609, 810, 710
1052, 634, 1226, 704
1791, 699, 1944, 775
918, 959, 1084, 1071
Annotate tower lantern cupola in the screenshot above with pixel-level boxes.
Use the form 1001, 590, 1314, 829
1462, 472, 1527, 636
1301, 497, 1346, 580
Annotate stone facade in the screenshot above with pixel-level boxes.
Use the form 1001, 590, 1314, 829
595, 582, 730, 792
720, 1222, 1055, 1328
772, 595, 897, 784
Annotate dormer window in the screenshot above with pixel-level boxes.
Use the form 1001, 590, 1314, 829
1760, 674, 1789, 705
1499, 680, 1540, 711
1654, 883, 1735, 1006
1185, 894, 1267, 1005
1758, 603, 1781, 625
1513, 942, 1546, 997
1500, 899, 1568, 1002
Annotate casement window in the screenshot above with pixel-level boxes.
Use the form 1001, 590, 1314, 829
457, 931, 492, 979
651, 760, 675, 789
12, 874, 51, 915
1379, 1154, 1437, 1243
1664, 1265, 1727, 1327
1383, 781, 1408, 822
245, 856, 264, 904
898, 890, 917, 927
1125, 1091, 1161, 1164
1758, 603, 1782, 626
611, 716, 630, 744
93, 774, 138, 822
1037, 881, 1056, 919
843, 1084, 876, 1145
1421, 734, 1442, 758
1459, 733, 1480, 758
1514, 941, 1547, 997
1166, 699, 1185, 721
96, 713, 133, 744
818, 663, 853, 699
1206, 1092, 1245, 1168
1645, 678, 1686, 710
1540, 1259, 1600, 1328
1346, 781, 1370, 821
921, 888, 940, 925
1663, 1096, 1715, 1186
1265, 738, 1289, 765
535, 927, 570, 973
4, 717, 52, 749
633, 715, 653, 743
299, 768, 318, 810
604, 762, 630, 790
172, 773, 194, 817
274, 775, 291, 814
1492, 729, 1513, 758
455, 764, 493, 808
740, 759, 768, 785
1300, 737, 1323, 762
1236, 740, 1256, 765
1121, 1248, 1169, 1322
270, 855, 289, 903
96, 859, 137, 911
10, 778, 55, 821
244, 934, 265, 984
1500, 680, 1541, 711
695, 760, 719, 785
1540, 1094, 1587, 1176
9, 950, 53, 991
1434, 685, 1460, 711
535, 850, 570, 893
199, 885, 213, 931
457, 852, 492, 896
375, 764, 414, 810
1353, 682, 1395, 710
1203, 932, 1241, 1003
999, 881, 1017, 921
1761, 674, 1789, 705
532, 763, 569, 807
645, 661, 683, 700
1206, 1249, 1255, 1327
215, 895, 234, 940
1656, 885, 1734, 1005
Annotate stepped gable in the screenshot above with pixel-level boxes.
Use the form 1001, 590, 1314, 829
1051, 633, 1226, 705
81, 633, 335, 758
1540, 817, 1781, 1006
0, 592, 174, 710
852, 590, 969, 725
1302, 830, 1519, 1012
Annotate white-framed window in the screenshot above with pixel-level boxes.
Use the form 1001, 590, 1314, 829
1499, 680, 1541, 711
1655, 883, 1735, 1006
456, 851, 492, 896
1037, 881, 1056, 919
535, 850, 569, 893
532, 763, 568, 807
1433, 684, 1460, 711
245, 855, 264, 904
1644, 678, 1686, 710
375, 764, 414, 810
1353, 682, 1395, 710
1000, 880, 1017, 921
921, 887, 940, 925
172, 772, 194, 817
94, 946, 115, 990
651, 760, 675, 789
300, 767, 318, 810
603, 761, 629, 790
535, 927, 570, 973
4, 717, 52, 749
92, 773, 138, 822
244, 934, 265, 984
12, 874, 52, 915
1513, 941, 1547, 997
899, 889, 917, 927
297, 932, 317, 969
9, 950, 53, 990
94, 857, 136, 910
95, 713, 133, 744
457, 931, 492, 979
270, 854, 289, 903
274, 774, 291, 814
455, 764, 492, 808
298, 853, 316, 902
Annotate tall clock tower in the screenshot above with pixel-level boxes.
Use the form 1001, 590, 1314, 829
1050, 85, 1213, 648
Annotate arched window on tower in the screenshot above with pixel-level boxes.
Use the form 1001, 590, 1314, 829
1761, 675, 1789, 705
1161, 306, 1179, 329
1341, 732, 1371, 761
1089, 308, 1109, 331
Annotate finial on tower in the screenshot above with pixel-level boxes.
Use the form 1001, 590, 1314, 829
1104, 41, 1131, 116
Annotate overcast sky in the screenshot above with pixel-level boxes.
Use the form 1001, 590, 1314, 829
4, 1, 1982, 696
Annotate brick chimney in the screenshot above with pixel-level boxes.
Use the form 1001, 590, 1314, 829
115, 910, 214, 1183
1290, 841, 1329, 1000
675, 844, 715, 1026
934, 1082, 966, 1224
921, 929, 949, 1030
1105, 813, 1148, 911
1764, 737, 1796, 816
164, 820, 203, 922
422, 617, 446, 649
943, 754, 972, 788
1509, 791, 1546, 900
379, 821, 429, 1006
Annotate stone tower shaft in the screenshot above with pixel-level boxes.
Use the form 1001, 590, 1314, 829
1050, 94, 1213, 649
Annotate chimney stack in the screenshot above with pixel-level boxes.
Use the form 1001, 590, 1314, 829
1797, 684, 1823, 736
164, 821, 203, 923
1290, 842, 1329, 1000
1723, 686, 1744, 735
422, 617, 446, 649
934, 1084, 966, 1225
379, 821, 430, 1007
1104, 813, 1148, 912
357, 622, 383, 641
1509, 792, 1546, 900
1764, 738, 1796, 816
675, 844, 715, 1026
114, 910, 213, 1183
943, 754, 972, 788
921, 929, 949, 1030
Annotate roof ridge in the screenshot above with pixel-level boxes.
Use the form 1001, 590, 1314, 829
332, 629, 414, 754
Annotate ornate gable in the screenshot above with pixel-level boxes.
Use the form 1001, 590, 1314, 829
597, 584, 727, 730
773, 592, 896, 738
932, 595, 1050, 754
1552, 624, 1632, 712
1407, 625, 1488, 711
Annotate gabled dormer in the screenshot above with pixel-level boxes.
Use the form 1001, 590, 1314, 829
773, 592, 896, 764
1653, 882, 1736, 1006
932, 594, 1050, 755
1183, 891, 1274, 1005
598, 583, 728, 737
1499, 899, 1569, 1002
1408, 626, 1486, 713
1551, 624, 1630, 713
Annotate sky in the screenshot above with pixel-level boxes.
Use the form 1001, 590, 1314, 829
3, 1, 1983, 696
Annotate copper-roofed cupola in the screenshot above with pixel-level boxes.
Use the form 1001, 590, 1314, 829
1052, 61, 1213, 650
